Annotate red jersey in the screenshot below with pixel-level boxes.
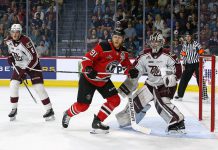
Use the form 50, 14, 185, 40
81, 41, 132, 87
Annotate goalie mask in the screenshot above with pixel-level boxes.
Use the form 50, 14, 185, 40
149, 32, 164, 53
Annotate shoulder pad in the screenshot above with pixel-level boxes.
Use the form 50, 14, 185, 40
20, 35, 33, 48
162, 48, 170, 54
20, 35, 30, 43
143, 48, 152, 54
99, 42, 112, 51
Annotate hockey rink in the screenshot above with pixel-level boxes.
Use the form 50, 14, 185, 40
0, 87, 217, 150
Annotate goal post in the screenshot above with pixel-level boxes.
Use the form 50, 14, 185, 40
199, 55, 216, 132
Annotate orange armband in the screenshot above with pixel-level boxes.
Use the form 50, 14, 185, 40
180, 51, 187, 56
198, 49, 205, 55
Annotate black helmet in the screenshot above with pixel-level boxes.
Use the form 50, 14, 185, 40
113, 28, 125, 37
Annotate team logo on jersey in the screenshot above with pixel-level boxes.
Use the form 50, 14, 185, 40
12, 52, 23, 61
106, 61, 119, 73
148, 65, 161, 76
26, 41, 33, 49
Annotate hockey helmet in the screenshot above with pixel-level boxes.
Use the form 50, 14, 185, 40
113, 28, 125, 37
10, 24, 22, 33
149, 32, 164, 53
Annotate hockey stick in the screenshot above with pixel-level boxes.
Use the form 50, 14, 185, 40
12, 63, 37, 103
27, 67, 126, 75
27, 67, 148, 76
128, 92, 151, 134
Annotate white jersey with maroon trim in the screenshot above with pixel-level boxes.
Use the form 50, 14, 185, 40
134, 49, 181, 86
6, 35, 38, 69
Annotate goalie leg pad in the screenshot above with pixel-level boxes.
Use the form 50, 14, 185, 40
117, 78, 138, 98
133, 85, 154, 113
115, 103, 151, 128
153, 88, 184, 125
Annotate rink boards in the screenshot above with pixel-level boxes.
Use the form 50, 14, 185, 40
0, 57, 217, 92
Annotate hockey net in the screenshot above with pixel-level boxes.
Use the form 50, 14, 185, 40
199, 55, 217, 132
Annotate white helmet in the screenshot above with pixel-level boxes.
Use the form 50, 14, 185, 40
149, 32, 164, 53
10, 24, 22, 33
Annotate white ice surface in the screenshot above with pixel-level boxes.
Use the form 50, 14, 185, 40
0, 87, 218, 150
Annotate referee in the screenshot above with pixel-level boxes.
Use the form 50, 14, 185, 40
175, 31, 208, 101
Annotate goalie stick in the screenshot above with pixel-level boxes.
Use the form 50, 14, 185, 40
12, 63, 37, 104
128, 92, 151, 134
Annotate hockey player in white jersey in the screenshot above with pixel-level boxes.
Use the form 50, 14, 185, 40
116, 32, 185, 133
5, 24, 55, 121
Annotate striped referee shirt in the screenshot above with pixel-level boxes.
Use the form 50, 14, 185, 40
182, 40, 201, 64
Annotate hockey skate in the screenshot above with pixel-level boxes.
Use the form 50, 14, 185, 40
62, 111, 71, 128
166, 120, 186, 134
174, 96, 183, 101
43, 108, 55, 121
8, 108, 17, 121
90, 115, 109, 134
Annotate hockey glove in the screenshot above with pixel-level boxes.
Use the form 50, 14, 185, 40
129, 68, 139, 79
85, 66, 97, 79
163, 74, 177, 87
7, 55, 15, 66
15, 66, 27, 80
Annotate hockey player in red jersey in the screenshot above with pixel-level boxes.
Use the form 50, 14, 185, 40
62, 28, 133, 134
5, 24, 54, 121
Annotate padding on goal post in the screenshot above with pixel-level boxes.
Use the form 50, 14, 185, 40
199, 55, 216, 132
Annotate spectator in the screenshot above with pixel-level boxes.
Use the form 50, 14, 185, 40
172, 38, 182, 58
6, 7, 14, 24
94, 0, 105, 17
34, 6, 44, 21
101, 15, 114, 32
30, 27, 41, 46
208, 29, 218, 54
135, 17, 143, 46
201, 41, 210, 55
99, 29, 111, 43
124, 21, 136, 40
41, 35, 50, 49
90, 15, 102, 29
32, 12, 43, 28
36, 40, 49, 57
45, 14, 55, 31
104, 5, 112, 18
124, 37, 136, 57
153, 14, 164, 31
11, 14, 19, 25
0, 14, 10, 29
161, 21, 171, 42
113, 8, 124, 22
87, 28, 99, 50
17, 7, 25, 26
0, 24, 5, 44
145, 13, 153, 31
